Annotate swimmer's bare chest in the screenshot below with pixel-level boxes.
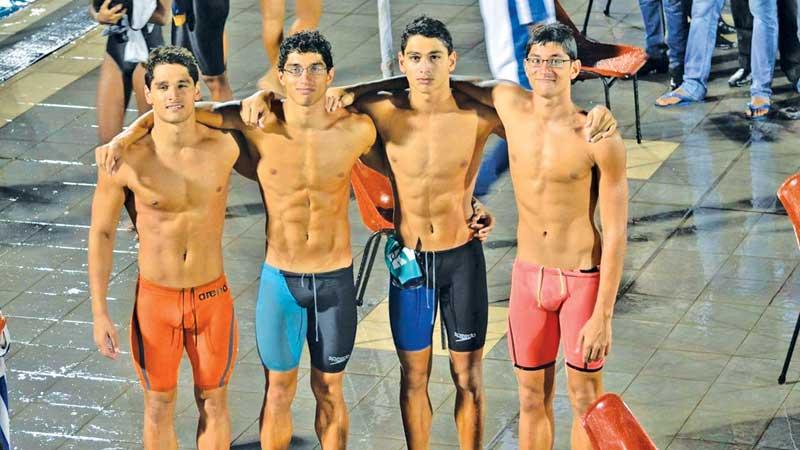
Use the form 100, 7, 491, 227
128, 139, 236, 215
381, 109, 480, 249
251, 124, 365, 271
254, 128, 360, 210
508, 123, 601, 265
124, 135, 237, 285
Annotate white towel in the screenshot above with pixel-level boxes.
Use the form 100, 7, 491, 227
123, 0, 157, 64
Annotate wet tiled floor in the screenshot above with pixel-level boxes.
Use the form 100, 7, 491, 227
1, 0, 800, 449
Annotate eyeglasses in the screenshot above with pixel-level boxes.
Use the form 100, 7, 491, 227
282, 63, 328, 77
524, 57, 573, 68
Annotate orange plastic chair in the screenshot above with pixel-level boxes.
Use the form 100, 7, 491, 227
350, 160, 395, 305
554, 1, 649, 143
582, 393, 658, 450
778, 173, 800, 384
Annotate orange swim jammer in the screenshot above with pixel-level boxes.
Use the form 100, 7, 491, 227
131, 274, 238, 391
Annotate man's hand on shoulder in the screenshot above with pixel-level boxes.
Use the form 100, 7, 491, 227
326, 87, 355, 113
241, 90, 275, 129
95, 139, 130, 176
584, 105, 618, 144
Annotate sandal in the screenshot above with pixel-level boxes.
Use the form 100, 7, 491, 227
655, 88, 699, 107
746, 97, 771, 121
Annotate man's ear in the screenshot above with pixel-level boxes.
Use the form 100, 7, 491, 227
278, 68, 286, 87
448, 50, 458, 73
398, 51, 407, 74
194, 84, 201, 101
144, 84, 153, 105
326, 67, 336, 86
570, 59, 582, 81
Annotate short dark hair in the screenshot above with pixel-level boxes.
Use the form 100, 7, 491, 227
525, 23, 578, 60
278, 31, 334, 71
144, 46, 200, 87
400, 15, 454, 54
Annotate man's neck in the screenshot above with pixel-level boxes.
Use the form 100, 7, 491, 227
151, 114, 200, 150
531, 91, 577, 125
283, 99, 328, 128
408, 84, 456, 112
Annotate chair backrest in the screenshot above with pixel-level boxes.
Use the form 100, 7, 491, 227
778, 173, 800, 251
351, 160, 395, 233
582, 393, 658, 450
552, 0, 648, 77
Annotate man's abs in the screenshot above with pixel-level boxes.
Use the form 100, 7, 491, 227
136, 209, 226, 288
264, 208, 354, 273
516, 215, 601, 270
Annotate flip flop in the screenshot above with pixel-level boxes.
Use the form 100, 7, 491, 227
746, 99, 771, 121
655, 89, 698, 107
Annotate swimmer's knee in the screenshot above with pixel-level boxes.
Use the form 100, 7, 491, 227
400, 364, 430, 392
144, 389, 177, 422
265, 370, 299, 409
310, 369, 344, 402
194, 386, 228, 413
451, 365, 482, 396
566, 372, 603, 415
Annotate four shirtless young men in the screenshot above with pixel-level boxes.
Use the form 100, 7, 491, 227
90, 17, 626, 450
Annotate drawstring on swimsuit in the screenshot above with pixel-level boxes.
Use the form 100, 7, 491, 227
312, 273, 319, 342
432, 252, 437, 326
180, 288, 185, 342
536, 266, 566, 309
300, 273, 321, 342
179, 288, 199, 346
191, 287, 198, 346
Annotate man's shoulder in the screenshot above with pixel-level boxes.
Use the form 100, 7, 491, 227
331, 108, 377, 140
195, 122, 240, 145
453, 91, 496, 117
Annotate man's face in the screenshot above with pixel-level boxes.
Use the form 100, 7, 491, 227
279, 52, 334, 107
145, 64, 200, 124
399, 35, 456, 94
524, 42, 580, 97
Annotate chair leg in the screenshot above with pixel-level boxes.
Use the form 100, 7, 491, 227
355, 231, 383, 306
582, 0, 594, 36
600, 77, 611, 109
779, 311, 800, 384
604, 0, 612, 15
633, 74, 642, 144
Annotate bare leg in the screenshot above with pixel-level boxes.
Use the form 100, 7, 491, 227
202, 73, 234, 102
97, 55, 139, 228
132, 63, 151, 116
143, 389, 179, 450
258, 0, 286, 91
96, 55, 127, 145
310, 368, 348, 449
288, 0, 322, 34
397, 348, 433, 450
194, 386, 231, 449
260, 367, 298, 450
515, 366, 556, 450
566, 366, 604, 450
448, 349, 485, 450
